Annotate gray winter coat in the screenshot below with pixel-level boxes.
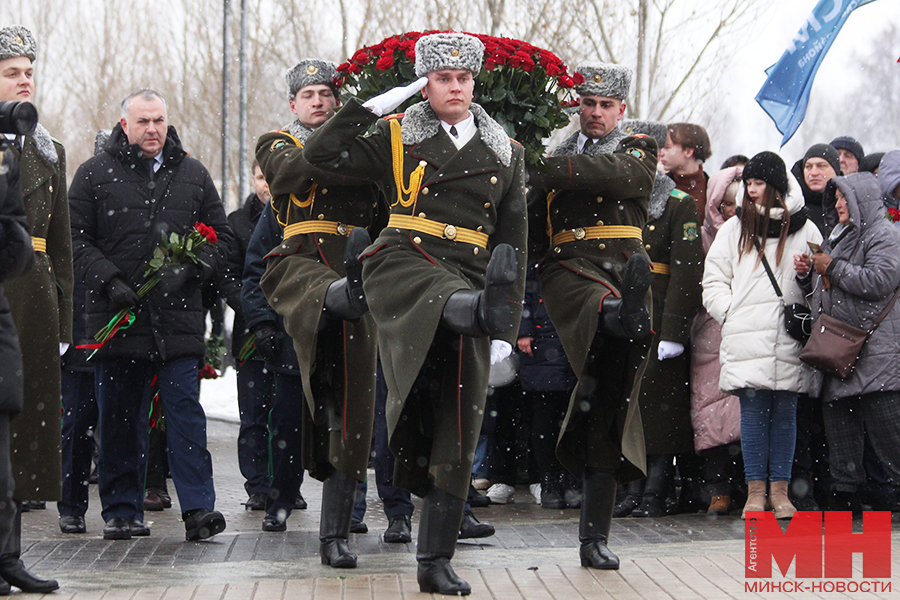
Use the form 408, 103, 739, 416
877, 150, 900, 212
806, 173, 900, 400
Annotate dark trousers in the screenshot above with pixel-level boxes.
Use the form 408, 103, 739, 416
236, 360, 274, 496
95, 357, 215, 522
488, 381, 529, 486
354, 360, 414, 521
0, 416, 18, 556
703, 443, 743, 497
792, 397, 831, 505
266, 372, 304, 518
529, 389, 569, 478
58, 369, 97, 518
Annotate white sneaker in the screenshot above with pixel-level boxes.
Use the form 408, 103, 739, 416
529, 483, 542, 503
486, 483, 516, 504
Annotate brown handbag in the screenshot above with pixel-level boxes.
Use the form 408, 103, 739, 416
799, 287, 900, 379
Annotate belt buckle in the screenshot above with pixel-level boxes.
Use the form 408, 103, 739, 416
444, 224, 458, 240
336, 222, 349, 236
574, 227, 586, 240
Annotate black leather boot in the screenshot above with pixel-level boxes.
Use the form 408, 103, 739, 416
0, 504, 58, 593
541, 471, 566, 509
323, 227, 371, 321
579, 468, 620, 570
319, 470, 359, 568
417, 487, 470, 595
613, 479, 644, 518
599, 254, 651, 339
441, 243, 517, 337
632, 455, 672, 518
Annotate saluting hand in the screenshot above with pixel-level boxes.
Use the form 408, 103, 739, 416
362, 77, 429, 116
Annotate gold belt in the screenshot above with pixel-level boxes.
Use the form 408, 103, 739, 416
388, 214, 489, 248
283, 220, 357, 239
31, 237, 46, 253
650, 262, 670, 275
551, 225, 643, 246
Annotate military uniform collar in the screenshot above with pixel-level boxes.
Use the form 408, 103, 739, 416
552, 126, 625, 158
400, 101, 512, 167
286, 119, 316, 145
648, 171, 677, 221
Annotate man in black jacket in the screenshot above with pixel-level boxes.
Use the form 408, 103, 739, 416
69, 89, 233, 541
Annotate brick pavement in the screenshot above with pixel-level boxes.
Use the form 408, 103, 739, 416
18, 420, 900, 599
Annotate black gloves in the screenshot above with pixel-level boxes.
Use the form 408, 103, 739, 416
252, 322, 279, 363
106, 277, 140, 310
156, 262, 200, 293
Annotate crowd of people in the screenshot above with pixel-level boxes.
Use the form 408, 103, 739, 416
1, 21, 899, 597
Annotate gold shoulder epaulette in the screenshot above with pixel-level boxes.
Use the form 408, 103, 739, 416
383, 113, 405, 121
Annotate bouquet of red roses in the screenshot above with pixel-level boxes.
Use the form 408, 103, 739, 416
82, 222, 218, 359
335, 31, 580, 168
886, 208, 900, 223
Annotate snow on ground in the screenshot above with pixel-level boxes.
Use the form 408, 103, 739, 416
199, 366, 240, 424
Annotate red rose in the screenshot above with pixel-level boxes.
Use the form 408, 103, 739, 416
194, 222, 217, 244
384, 37, 400, 51
333, 77, 343, 89
888, 208, 900, 222
351, 49, 370, 65
558, 76, 575, 88
405, 49, 416, 61
336, 62, 350, 73
572, 72, 585, 85
521, 58, 535, 72
376, 53, 394, 71
484, 59, 498, 71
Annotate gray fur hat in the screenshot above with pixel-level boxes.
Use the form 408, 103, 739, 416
623, 119, 666, 149
286, 59, 337, 99
414, 33, 484, 78
0, 25, 36, 62
575, 62, 631, 100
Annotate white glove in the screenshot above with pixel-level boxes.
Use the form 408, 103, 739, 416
657, 340, 684, 361
362, 77, 428, 116
59, 342, 70, 356
490, 339, 513, 365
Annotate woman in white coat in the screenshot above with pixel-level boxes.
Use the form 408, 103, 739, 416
702, 151, 822, 519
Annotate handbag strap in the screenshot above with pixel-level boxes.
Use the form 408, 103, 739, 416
867, 286, 900, 334
759, 252, 783, 299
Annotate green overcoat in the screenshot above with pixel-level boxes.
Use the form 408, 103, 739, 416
6, 127, 73, 500
630, 180, 703, 455
304, 99, 527, 500
257, 123, 381, 482
529, 134, 657, 482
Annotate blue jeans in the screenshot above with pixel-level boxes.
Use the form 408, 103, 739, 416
737, 388, 798, 482
95, 357, 215, 522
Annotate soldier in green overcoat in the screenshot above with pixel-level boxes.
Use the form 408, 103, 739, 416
0, 25, 68, 594
304, 33, 526, 596
256, 59, 382, 570
528, 63, 656, 572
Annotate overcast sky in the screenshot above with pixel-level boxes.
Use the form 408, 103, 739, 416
720, 0, 900, 164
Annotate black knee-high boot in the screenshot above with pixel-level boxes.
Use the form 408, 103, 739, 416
579, 468, 619, 570
441, 243, 517, 337
319, 471, 359, 568
0, 502, 58, 593
323, 227, 371, 321
416, 487, 470, 595
632, 455, 673, 518
599, 254, 651, 339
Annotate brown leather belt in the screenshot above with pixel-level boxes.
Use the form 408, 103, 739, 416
31, 236, 46, 253
284, 221, 357, 238
388, 214, 489, 248
551, 225, 643, 246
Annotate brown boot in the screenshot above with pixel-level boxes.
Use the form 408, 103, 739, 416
769, 480, 796, 520
706, 495, 731, 516
741, 480, 768, 520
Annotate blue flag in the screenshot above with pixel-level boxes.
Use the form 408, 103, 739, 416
756, 0, 879, 146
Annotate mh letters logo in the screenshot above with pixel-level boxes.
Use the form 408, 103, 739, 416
745, 511, 891, 578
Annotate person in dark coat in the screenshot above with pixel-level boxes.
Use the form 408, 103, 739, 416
303, 34, 526, 595
0, 137, 58, 594
69, 89, 233, 542
528, 62, 657, 571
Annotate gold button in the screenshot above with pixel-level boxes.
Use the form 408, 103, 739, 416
419, 160, 428, 167
421, 187, 429, 195
444, 224, 457, 240
596, 220, 604, 226
413, 236, 422, 244
306, 65, 318, 75
483, 202, 491, 209
574, 227, 586, 240
49, 185, 54, 193
473, 247, 479, 255
451, 49, 460, 57
645, 244, 651, 250
625, 125, 633, 134
648, 225, 655, 231
336, 223, 349, 236
598, 243, 606, 250
476, 225, 483, 232
596, 196, 603, 203
317, 214, 325, 220
418, 212, 426, 218
554, 247, 561, 253
593, 74, 603, 84
490, 176, 498, 185
318, 238, 324, 243
321, 188, 328, 195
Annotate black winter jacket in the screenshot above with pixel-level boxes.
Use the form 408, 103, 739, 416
223, 193, 264, 356
69, 124, 233, 361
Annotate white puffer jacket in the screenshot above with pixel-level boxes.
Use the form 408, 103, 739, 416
702, 186, 822, 394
